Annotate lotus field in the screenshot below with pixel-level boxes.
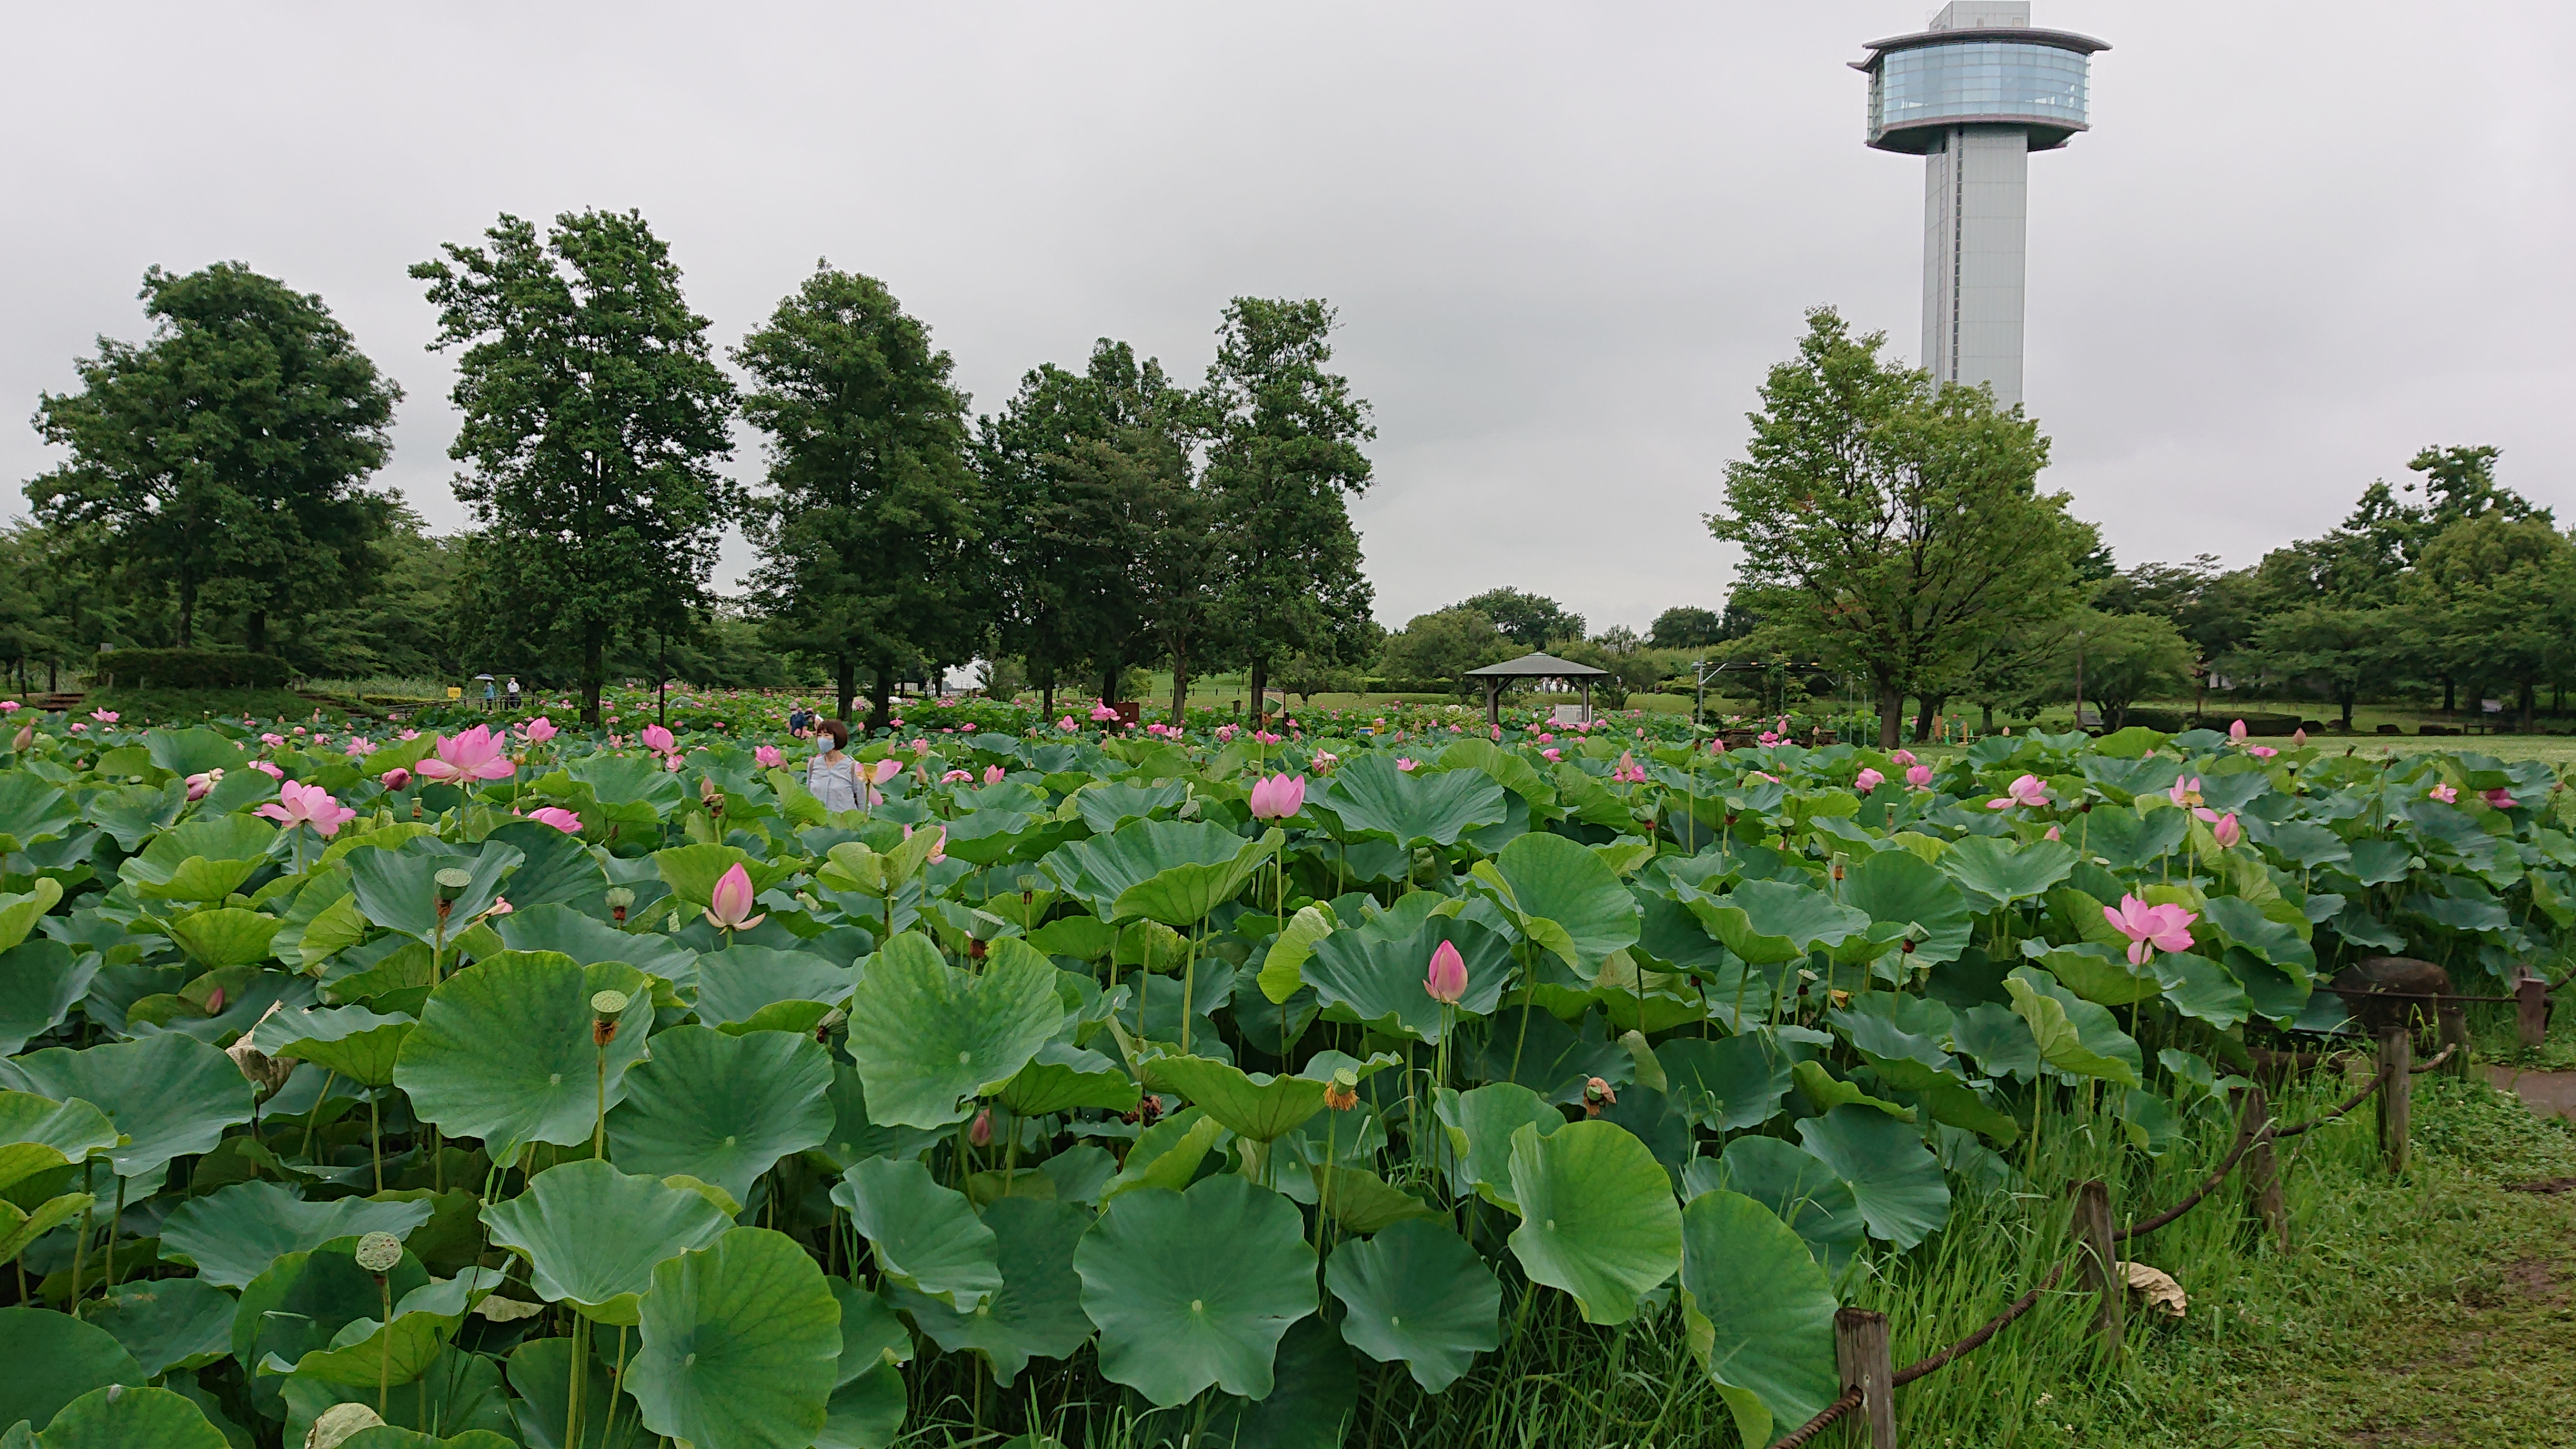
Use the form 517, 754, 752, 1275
0, 706, 2569, 1448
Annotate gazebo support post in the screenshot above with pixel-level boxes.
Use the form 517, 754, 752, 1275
1581, 680, 1592, 724
1484, 677, 1499, 731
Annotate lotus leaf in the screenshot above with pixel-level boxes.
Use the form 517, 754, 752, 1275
159, 1181, 433, 1289
1656, 1034, 1798, 1132
605, 1025, 834, 1204
1323, 1218, 1500, 1393
631, 1227, 842, 1449
694, 944, 850, 1026
30, 1385, 228, 1449
1434, 1083, 1562, 1210
0, 1091, 117, 1191
1073, 1173, 1318, 1407
1940, 836, 2077, 908
0, 1033, 252, 1182
164, 907, 282, 969
250, 1005, 415, 1087
347, 841, 521, 942
832, 1156, 1002, 1311
892, 1196, 1093, 1386
2002, 965, 2144, 1087
0, 1308, 148, 1432
1677, 1189, 1840, 1447
1301, 916, 1512, 1044
1704, 1137, 1867, 1272
88, 1277, 237, 1376
1683, 879, 1867, 964
480, 1160, 733, 1324
1504, 1119, 1682, 1325
843, 933, 1062, 1129
392, 951, 654, 1162
493, 903, 699, 984
1043, 819, 1280, 926
1795, 1106, 1950, 1250
1840, 848, 1974, 965
1476, 831, 1639, 969
997, 1043, 1140, 1117
0, 940, 100, 1056
1313, 753, 1508, 847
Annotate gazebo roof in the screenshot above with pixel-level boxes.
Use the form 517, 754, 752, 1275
1464, 651, 1611, 678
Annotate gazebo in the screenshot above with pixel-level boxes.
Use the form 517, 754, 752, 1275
1464, 652, 1611, 730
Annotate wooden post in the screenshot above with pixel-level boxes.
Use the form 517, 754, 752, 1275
2376, 1029, 2411, 1176
2070, 1180, 2123, 1355
2236, 1085, 2288, 1252
2436, 1003, 2470, 1080
1833, 1306, 1896, 1449
2517, 974, 2551, 1049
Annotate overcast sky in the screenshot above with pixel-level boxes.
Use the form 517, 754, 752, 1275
5, 2, 2571, 637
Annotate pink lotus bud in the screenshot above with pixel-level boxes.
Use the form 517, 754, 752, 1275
2210, 812, 2242, 847
1247, 773, 1306, 820
2229, 719, 2248, 742
755, 745, 783, 768
1424, 939, 1469, 1005
2291, 727, 2307, 746
704, 861, 766, 932
380, 767, 411, 790
984, 764, 1006, 784
641, 724, 676, 755
968, 1107, 993, 1147
1854, 768, 1885, 794
250, 760, 285, 780
1890, 749, 1917, 767
2484, 787, 2516, 809
9, 725, 29, 753
527, 806, 583, 834
1905, 765, 1933, 788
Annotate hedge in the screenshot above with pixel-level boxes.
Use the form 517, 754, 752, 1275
94, 649, 295, 690
2122, 707, 2303, 736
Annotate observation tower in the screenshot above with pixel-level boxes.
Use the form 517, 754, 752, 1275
1853, 3, 2106, 409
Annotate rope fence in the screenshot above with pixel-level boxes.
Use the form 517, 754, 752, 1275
1767, 1033, 2421, 1448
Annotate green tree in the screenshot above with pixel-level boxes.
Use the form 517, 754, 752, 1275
734, 265, 982, 726
1200, 299, 1376, 719
1647, 606, 1723, 650
1457, 588, 1584, 651
2041, 609, 2194, 732
2404, 512, 2575, 727
1378, 608, 1513, 697
29, 262, 401, 650
1708, 308, 2090, 747
2248, 602, 2397, 731
413, 211, 738, 725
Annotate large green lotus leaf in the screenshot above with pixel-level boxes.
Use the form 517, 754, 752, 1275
249, 1005, 415, 1088
606, 1025, 833, 1205
0, 940, 100, 1056
234, 1244, 426, 1424
493, 904, 699, 986
832, 1277, 913, 1376
500, 1336, 648, 1449
0, 1307, 148, 1432
1939, 836, 2077, 909
1071, 780, 1188, 834
843, 934, 1062, 1130
346, 841, 521, 943
1100, 1108, 1229, 1202
1148, 1052, 1393, 1144
1826, 992, 1962, 1091
1479, 832, 1639, 969
1314, 754, 1508, 847
1302, 916, 1512, 1044
814, 1365, 905, 1449
164, 908, 282, 969
1840, 848, 1973, 965
342, 1431, 519, 1449
2018, 941, 2158, 1007
160, 1181, 433, 1289
1681, 880, 1867, 965
481, 1159, 732, 1324
1433, 1083, 1561, 1210
2149, 951, 2253, 1029
832, 1156, 1001, 1310
1073, 1173, 1318, 1408
265, 1269, 503, 1386
2003, 965, 2143, 1088
1109, 826, 1280, 927
2201, 895, 2316, 984
693, 944, 850, 1026
32, 1384, 228, 1449
1702, 1137, 1866, 1272
631, 1227, 841, 1449
0, 1091, 116, 1192
1310, 1164, 1440, 1235
480, 820, 609, 910
997, 1043, 1140, 1117
392, 951, 654, 1162
569, 753, 686, 811
891, 1196, 1093, 1387
1323, 1218, 1500, 1394
0, 1192, 94, 1269
1794, 1106, 1949, 1250
936, 806, 1036, 868
1148, 1316, 1356, 1449
122, 817, 278, 900
1040, 819, 1265, 925
1504, 1119, 1682, 1325
654, 842, 791, 912
1655, 1034, 1798, 1133
0, 771, 82, 844
0, 1034, 252, 1183
88, 1277, 238, 1376
86, 782, 188, 853
809, 1063, 940, 1173
2082, 806, 2191, 872
1678, 1189, 1840, 1447
140, 727, 248, 779
1466, 1006, 1633, 1106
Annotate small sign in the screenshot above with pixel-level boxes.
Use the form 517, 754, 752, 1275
446, 686, 463, 700
2480, 699, 2504, 713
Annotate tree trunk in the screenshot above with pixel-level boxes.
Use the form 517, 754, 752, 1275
1911, 694, 1945, 745
835, 654, 856, 723
1170, 645, 1190, 724
2521, 679, 2536, 730
869, 662, 893, 731
177, 576, 196, 649
1100, 656, 1120, 709
1876, 681, 1902, 749
580, 624, 605, 726
247, 609, 268, 656
2441, 673, 2455, 714
1039, 674, 1054, 722
2339, 688, 2356, 731
1981, 700, 1995, 734
1248, 656, 1270, 726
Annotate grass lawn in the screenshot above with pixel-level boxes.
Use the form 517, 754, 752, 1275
79, 685, 382, 724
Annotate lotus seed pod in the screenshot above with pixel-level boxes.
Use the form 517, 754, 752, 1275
353, 1232, 403, 1272
604, 886, 636, 908
433, 867, 473, 893
307, 1402, 385, 1449
590, 989, 631, 1016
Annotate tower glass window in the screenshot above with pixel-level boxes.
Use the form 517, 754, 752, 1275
1868, 41, 2090, 145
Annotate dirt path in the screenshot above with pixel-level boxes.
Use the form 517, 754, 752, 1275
2484, 1066, 2576, 1121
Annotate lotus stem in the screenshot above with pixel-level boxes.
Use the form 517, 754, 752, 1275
102, 1175, 126, 1299
1180, 928, 1198, 1055
370, 1090, 384, 1192
377, 1273, 394, 1414
302, 1070, 338, 1163
68, 1159, 93, 1316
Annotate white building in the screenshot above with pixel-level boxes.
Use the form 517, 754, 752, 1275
1853, 3, 2106, 409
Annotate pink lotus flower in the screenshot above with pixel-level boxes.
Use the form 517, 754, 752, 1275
941, 769, 973, 784
1905, 764, 1933, 789
2208, 812, 2242, 847
1248, 773, 1306, 820
258, 780, 358, 837
2248, 745, 2278, 759
397, 730, 419, 741
343, 737, 375, 757
2484, 787, 2516, 809
984, 764, 1006, 784
249, 759, 284, 780
1854, 768, 1885, 794
903, 823, 947, 864
1090, 704, 1119, 722
663, 752, 684, 772
0, 701, 17, 713
640, 724, 677, 755
754, 745, 783, 769
2168, 776, 2204, 809
1987, 774, 2049, 811
2229, 719, 2248, 742
526, 806, 583, 834
1612, 752, 1647, 784
89, 709, 118, 723
2429, 783, 2458, 804
1057, 716, 1078, 732
866, 758, 903, 786
1537, 733, 1555, 744
67, 722, 85, 734
1709, 738, 1726, 754
1758, 732, 1781, 747
261, 732, 286, 747
380, 766, 412, 789
417, 726, 515, 783
484, 896, 513, 917
1749, 771, 1781, 785
184, 769, 223, 801
2103, 894, 2196, 965
1396, 757, 1420, 772
1541, 747, 1562, 763
519, 717, 558, 745
1890, 749, 1917, 767
911, 737, 931, 756
1424, 939, 1469, 1005
704, 862, 766, 932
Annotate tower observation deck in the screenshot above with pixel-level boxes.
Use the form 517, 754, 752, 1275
1852, 3, 2105, 408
